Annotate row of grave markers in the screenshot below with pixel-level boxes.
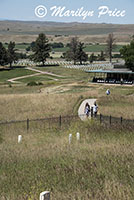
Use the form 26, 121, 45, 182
13, 59, 114, 67
18, 132, 80, 144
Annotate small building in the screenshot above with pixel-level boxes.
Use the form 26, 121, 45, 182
86, 68, 134, 85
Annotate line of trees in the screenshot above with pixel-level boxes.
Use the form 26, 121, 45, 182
1, 32, 134, 71
0, 33, 115, 67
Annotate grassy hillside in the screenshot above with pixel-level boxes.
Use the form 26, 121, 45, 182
0, 21, 133, 43
0, 78, 134, 121
0, 21, 134, 36
0, 63, 134, 199
0, 120, 134, 200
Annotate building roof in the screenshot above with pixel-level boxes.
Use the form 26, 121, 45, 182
86, 69, 134, 74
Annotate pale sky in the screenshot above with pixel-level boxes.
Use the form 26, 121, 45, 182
0, 0, 134, 24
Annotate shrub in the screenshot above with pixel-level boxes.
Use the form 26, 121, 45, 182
27, 81, 43, 86
27, 81, 38, 86
9, 84, 12, 88
38, 82, 43, 86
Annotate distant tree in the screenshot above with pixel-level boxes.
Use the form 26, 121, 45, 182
66, 37, 79, 65
77, 42, 88, 64
0, 42, 8, 66
89, 53, 97, 63
30, 41, 36, 49
26, 46, 31, 52
31, 33, 51, 66
66, 43, 70, 48
106, 33, 116, 63
98, 51, 105, 61
66, 37, 88, 65
50, 42, 64, 48
120, 39, 134, 71
7, 41, 18, 68
16, 52, 27, 59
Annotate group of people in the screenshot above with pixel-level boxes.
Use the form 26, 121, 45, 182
84, 102, 98, 117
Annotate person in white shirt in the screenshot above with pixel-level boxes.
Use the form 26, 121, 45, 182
106, 89, 110, 95
93, 102, 98, 117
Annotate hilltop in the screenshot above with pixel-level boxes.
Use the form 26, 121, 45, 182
0, 20, 134, 43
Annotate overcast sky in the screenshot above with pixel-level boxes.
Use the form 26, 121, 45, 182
0, 0, 133, 24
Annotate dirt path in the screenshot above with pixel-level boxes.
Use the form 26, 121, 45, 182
26, 67, 65, 78
7, 73, 41, 83
78, 99, 97, 120
7, 67, 64, 83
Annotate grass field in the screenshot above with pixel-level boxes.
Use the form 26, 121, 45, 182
53, 44, 123, 53
0, 66, 91, 85
3, 43, 123, 53
0, 65, 134, 199
4, 43, 30, 50
0, 68, 36, 84
1, 120, 134, 200
0, 66, 134, 120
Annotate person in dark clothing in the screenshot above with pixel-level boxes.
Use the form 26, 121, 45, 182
84, 103, 90, 117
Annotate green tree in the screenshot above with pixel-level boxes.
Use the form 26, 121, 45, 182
66, 38, 88, 65
66, 37, 79, 65
0, 42, 8, 66
32, 33, 51, 66
106, 33, 116, 63
120, 39, 134, 71
77, 42, 88, 64
98, 51, 105, 61
7, 41, 18, 68
89, 53, 97, 63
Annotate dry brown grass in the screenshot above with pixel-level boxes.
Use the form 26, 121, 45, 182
0, 34, 131, 44
0, 92, 83, 121
0, 83, 134, 121
1, 121, 134, 200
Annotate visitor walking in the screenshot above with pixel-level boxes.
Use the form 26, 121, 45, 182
106, 89, 110, 95
93, 102, 98, 117
84, 103, 90, 117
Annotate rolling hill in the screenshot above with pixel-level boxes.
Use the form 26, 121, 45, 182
0, 20, 134, 43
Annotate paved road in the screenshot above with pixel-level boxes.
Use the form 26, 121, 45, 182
78, 99, 97, 121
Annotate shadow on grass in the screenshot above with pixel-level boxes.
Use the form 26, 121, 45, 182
36, 64, 59, 67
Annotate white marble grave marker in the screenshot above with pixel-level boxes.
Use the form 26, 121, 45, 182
76, 132, 80, 141
40, 191, 50, 200
18, 135, 22, 143
69, 134, 72, 144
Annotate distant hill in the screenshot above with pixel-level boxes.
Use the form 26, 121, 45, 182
0, 20, 134, 43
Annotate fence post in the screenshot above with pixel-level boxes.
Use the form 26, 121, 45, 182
110, 115, 111, 125
121, 117, 123, 125
59, 115, 61, 127
27, 118, 29, 131
100, 114, 102, 124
